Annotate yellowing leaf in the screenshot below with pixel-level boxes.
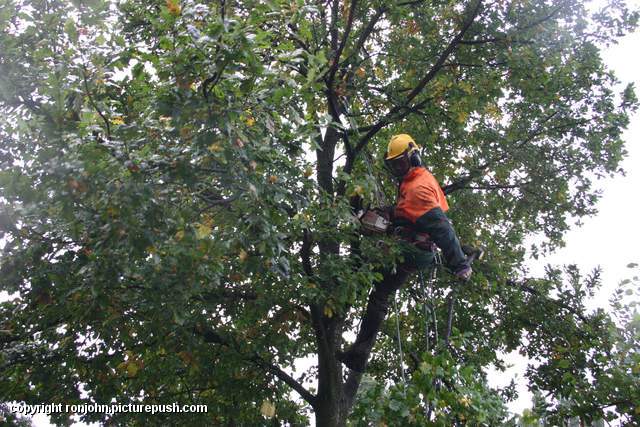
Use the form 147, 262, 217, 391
324, 306, 333, 318
459, 396, 471, 407
126, 361, 139, 378
246, 116, 255, 127
166, 0, 181, 15
355, 67, 366, 79
208, 143, 224, 153
341, 0, 350, 18
194, 223, 211, 239
459, 81, 473, 94
260, 400, 276, 418
239, 249, 248, 262
178, 351, 194, 365
106, 206, 119, 217
174, 230, 185, 241
350, 185, 364, 196
111, 116, 125, 125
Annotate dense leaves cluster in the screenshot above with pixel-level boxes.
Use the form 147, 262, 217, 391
1, 0, 638, 425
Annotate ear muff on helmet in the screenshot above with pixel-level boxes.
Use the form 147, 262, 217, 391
409, 147, 422, 168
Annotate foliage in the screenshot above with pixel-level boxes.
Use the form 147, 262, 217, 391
0, 0, 638, 425
0, 403, 34, 427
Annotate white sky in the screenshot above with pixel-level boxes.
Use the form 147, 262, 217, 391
8, 1, 640, 425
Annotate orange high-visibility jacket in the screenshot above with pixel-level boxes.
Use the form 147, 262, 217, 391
394, 167, 449, 223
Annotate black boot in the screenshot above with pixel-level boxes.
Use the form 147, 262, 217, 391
461, 245, 484, 262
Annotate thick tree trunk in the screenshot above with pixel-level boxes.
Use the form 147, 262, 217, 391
312, 120, 412, 425
313, 124, 349, 426
315, 335, 349, 427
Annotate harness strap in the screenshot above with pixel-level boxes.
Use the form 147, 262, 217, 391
395, 227, 437, 251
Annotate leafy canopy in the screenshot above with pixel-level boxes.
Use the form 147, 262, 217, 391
0, 0, 638, 425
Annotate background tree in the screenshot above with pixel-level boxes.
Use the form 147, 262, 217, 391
0, 0, 638, 425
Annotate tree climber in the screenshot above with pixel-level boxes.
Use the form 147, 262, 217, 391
339, 134, 477, 372
383, 133, 473, 279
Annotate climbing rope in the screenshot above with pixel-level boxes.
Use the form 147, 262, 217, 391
393, 251, 443, 391
392, 292, 407, 390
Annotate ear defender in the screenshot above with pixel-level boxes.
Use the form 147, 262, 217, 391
408, 143, 422, 167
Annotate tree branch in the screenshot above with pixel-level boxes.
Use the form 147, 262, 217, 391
327, 0, 358, 86
195, 325, 318, 406
81, 63, 111, 140
352, 0, 483, 157
505, 279, 590, 324
459, 4, 565, 45
342, 267, 412, 401
252, 356, 318, 407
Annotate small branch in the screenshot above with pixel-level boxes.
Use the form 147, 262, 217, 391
195, 325, 317, 406
81, 63, 111, 139
459, 4, 564, 45
342, 6, 387, 66
327, 0, 358, 86
196, 194, 239, 214
505, 279, 590, 324
253, 356, 318, 407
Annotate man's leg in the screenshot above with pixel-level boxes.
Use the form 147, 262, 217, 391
415, 207, 469, 275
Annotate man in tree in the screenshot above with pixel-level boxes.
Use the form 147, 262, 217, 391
383, 133, 473, 280
340, 134, 475, 373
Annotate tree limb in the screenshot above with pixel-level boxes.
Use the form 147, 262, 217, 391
327, 0, 359, 86
342, 267, 412, 401
505, 279, 590, 324
352, 0, 483, 158
195, 325, 318, 406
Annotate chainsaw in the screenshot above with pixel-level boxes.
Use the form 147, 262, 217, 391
357, 208, 391, 234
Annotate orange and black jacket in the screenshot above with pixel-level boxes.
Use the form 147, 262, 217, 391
393, 167, 468, 272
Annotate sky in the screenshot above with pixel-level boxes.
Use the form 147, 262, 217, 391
5, 0, 640, 425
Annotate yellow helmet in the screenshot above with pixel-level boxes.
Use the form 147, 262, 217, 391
386, 134, 418, 160
384, 134, 421, 177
